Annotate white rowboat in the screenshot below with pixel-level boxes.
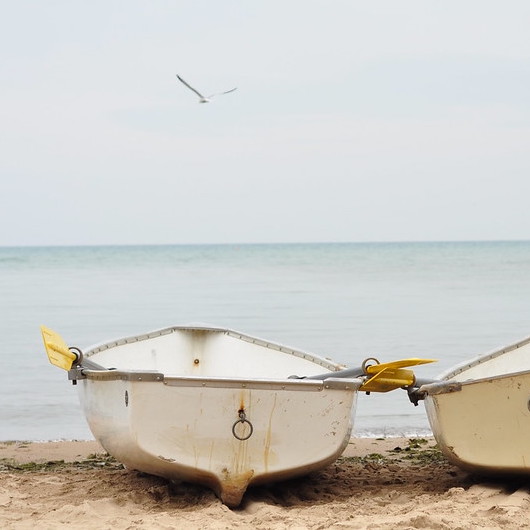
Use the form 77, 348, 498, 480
418, 335, 530, 475
42, 324, 361, 506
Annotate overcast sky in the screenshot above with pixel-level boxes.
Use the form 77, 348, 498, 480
2, 1, 530, 246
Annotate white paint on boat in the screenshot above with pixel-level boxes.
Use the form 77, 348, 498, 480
420, 335, 530, 474
76, 325, 361, 506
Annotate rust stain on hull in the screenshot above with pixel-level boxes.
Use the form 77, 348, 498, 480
218, 468, 255, 507
263, 393, 277, 472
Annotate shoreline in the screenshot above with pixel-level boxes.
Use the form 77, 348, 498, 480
1, 438, 528, 529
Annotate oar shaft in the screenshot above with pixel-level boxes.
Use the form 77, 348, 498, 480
297, 366, 365, 380
411, 377, 437, 387
79, 358, 107, 371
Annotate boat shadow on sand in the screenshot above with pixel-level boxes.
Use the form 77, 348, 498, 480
160, 441, 525, 511
131, 448, 530, 514
6, 440, 528, 512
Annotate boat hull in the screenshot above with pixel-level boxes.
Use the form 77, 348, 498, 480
77, 326, 360, 506
79, 375, 358, 506
421, 336, 530, 475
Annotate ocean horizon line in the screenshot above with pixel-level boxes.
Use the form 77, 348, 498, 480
1, 238, 529, 250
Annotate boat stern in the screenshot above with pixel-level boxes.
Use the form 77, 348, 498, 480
78, 373, 360, 507
421, 372, 530, 474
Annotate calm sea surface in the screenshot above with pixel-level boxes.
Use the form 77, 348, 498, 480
1, 241, 530, 440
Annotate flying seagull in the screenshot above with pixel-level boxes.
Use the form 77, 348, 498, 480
176, 74, 237, 103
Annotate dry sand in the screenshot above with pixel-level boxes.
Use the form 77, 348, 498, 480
1, 437, 530, 529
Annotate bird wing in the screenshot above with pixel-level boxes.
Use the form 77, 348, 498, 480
207, 87, 238, 98
176, 75, 205, 99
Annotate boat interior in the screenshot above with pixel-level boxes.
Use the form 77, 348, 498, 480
439, 336, 530, 382
83, 327, 341, 380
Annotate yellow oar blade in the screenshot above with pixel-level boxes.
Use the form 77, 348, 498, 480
41, 325, 78, 371
360, 358, 437, 393
364, 358, 436, 374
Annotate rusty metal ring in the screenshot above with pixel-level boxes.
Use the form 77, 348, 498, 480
232, 411, 254, 441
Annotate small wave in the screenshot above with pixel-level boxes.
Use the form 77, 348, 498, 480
353, 427, 433, 439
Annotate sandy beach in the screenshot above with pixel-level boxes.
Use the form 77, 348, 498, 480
1, 438, 529, 529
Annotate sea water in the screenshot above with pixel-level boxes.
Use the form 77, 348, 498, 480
1, 241, 530, 441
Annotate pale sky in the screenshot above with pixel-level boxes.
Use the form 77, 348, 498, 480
2, 1, 530, 246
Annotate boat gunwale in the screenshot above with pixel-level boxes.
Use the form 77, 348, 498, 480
82, 323, 344, 372
420, 365, 530, 396
435, 334, 530, 382
80, 370, 362, 391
